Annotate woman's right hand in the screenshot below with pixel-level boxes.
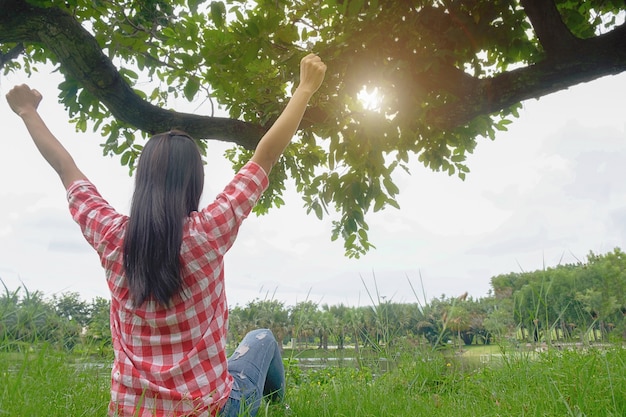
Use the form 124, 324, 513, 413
297, 53, 327, 96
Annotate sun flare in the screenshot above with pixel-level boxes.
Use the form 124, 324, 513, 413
357, 86, 382, 111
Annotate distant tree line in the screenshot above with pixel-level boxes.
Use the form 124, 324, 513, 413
491, 248, 626, 345
0, 284, 110, 353
2, 248, 625, 353
230, 249, 626, 351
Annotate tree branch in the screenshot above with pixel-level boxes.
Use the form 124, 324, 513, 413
0, 42, 24, 70
520, 0, 581, 55
427, 22, 626, 130
0, 0, 266, 149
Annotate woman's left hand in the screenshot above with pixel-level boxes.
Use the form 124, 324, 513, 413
6, 84, 43, 117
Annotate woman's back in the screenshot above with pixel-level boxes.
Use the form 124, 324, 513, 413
68, 161, 269, 416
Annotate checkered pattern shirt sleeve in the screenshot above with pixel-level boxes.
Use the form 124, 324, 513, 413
67, 161, 269, 417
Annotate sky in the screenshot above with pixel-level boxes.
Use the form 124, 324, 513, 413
1, 67, 625, 309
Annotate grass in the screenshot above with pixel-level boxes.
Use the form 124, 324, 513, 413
0, 346, 109, 416
1, 344, 625, 416
273, 346, 626, 417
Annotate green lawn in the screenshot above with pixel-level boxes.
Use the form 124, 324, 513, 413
1, 344, 625, 416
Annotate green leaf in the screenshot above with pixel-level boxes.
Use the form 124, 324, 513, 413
373, 194, 386, 212
272, 196, 285, 207
183, 77, 200, 101
387, 199, 400, 210
188, 0, 205, 14
345, 233, 357, 248
451, 154, 465, 163
347, 0, 364, 16
112, 141, 129, 155
313, 201, 323, 220
162, 27, 176, 39
119, 67, 138, 81
383, 178, 399, 196
345, 217, 357, 234
246, 20, 260, 37
75, 117, 87, 133
210, 1, 226, 28
121, 150, 132, 166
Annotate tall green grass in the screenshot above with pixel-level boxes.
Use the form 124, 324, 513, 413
0, 346, 109, 416
271, 346, 626, 417
1, 345, 624, 416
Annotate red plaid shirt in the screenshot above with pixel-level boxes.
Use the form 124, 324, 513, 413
67, 161, 269, 417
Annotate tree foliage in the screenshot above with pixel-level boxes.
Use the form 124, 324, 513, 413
1, 0, 625, 256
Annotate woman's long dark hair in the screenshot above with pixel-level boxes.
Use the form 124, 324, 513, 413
123, 130, 204, 307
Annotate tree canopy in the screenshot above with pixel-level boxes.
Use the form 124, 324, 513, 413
2, 0, 625, 256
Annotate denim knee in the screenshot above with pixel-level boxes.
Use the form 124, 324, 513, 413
247, 328, 276, 342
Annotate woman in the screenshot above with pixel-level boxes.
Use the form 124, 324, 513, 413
6, 53, 326, 416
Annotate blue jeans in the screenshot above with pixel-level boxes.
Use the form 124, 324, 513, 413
219, 329, 285, 417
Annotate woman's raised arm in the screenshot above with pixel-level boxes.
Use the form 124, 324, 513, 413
6, 84, 87, 189
251, 53, 326, 174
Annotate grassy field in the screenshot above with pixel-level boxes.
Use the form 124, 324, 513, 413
0, 348, 110, 416
1, 344, 625, 416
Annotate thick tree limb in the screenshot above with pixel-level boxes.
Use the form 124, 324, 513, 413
0, 0, 266, 149
427, 21, 626, 130
521, 0, 581, 55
